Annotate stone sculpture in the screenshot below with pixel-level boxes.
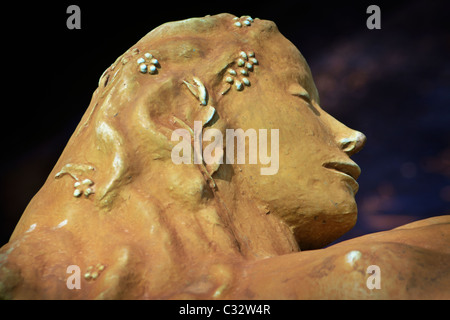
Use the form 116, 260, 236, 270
0, 13, 449, 299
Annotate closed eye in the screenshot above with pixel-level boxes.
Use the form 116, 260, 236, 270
288, 83, 320, 116
291, 89, 310, 101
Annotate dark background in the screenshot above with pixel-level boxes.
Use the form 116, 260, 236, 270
0, 0, 448, 245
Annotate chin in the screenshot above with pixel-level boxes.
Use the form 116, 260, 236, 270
289, 194, 358, 250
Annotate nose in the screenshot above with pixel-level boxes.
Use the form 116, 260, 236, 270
318, 108, 367, 156
338, 131, 366, 156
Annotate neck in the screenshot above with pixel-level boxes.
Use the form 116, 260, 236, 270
149, 161, 299, 268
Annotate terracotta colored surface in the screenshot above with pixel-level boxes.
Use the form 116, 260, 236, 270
0, 14, 449, 299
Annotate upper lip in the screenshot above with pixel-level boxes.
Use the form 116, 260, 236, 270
322, 161, 361, 181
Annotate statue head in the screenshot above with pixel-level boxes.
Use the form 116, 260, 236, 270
108, 13, 365, 250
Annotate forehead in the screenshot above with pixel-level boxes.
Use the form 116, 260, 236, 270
143, 14, 319, 102
260, 37, 319, 102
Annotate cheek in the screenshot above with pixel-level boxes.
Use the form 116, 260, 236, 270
245, 144, 358, 248
240, 123, 337, 201
306, 174, 357, 213
257, 163, 356, 215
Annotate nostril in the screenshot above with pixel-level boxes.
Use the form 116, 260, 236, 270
339, 131, 366, 156
339, 138, 353, 152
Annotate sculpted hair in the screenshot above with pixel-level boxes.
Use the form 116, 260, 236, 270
58, 13, 290, 210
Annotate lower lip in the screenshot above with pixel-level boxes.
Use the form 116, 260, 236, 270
324, 168, 359, 194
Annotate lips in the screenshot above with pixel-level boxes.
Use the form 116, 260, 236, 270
322, 161, 361, 193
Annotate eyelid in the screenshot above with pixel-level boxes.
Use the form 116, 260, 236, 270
288, 84, 311, 101
293, 90, 310, 100
288, 83, 320, 116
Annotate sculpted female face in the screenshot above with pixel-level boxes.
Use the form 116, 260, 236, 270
100, 14, 365, 250
219, 31, 366, 249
